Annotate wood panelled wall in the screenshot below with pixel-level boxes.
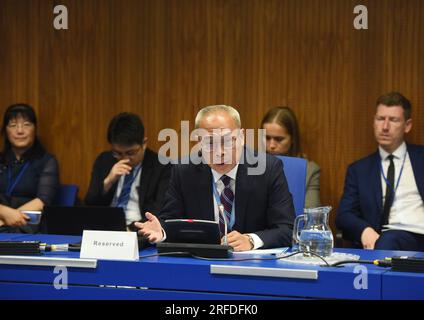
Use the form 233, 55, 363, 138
0, 0, 423, 229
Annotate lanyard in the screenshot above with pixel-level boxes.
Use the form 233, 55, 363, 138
6, 161, 31, 196
379, 151, 407, 202
121, 164, 142, 208
212, 178, 235, 230
128, 164, 142, 187
112, 164, 143, 207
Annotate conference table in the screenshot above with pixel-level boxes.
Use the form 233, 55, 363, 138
0, 233, 423, 300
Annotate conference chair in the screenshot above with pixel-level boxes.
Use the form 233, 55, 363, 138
53, 184, 79, 206
275, 156, 307, 216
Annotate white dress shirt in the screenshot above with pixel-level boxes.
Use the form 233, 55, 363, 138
379, 142, 424, 235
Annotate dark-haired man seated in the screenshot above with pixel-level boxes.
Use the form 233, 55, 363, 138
85, 113, 171, 231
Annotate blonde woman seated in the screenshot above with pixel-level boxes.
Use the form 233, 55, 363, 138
261, 106, 321, 208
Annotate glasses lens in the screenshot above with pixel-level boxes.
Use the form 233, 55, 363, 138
8, 122, 33, 130
112, 146, 141, 158
201, 134, 236, 152
222, 135, 235, 150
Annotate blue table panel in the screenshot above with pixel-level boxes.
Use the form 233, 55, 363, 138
1, 233, 423, 299
382, 252, 424, 300
382, 271, 424, 300
0, 282, 288, 300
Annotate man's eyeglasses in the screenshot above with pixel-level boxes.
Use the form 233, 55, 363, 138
112, 145, 143, 159
200, 133, 239, 152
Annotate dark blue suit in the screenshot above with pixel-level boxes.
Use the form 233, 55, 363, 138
159, 148, 295, 248
336, 144, 424, 249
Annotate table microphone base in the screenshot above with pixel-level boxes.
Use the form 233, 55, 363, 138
157, 242, 233, 258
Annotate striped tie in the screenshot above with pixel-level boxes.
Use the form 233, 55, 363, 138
219, 175, 234, 236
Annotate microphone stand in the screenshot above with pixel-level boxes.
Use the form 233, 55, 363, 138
218, 204, 228, 245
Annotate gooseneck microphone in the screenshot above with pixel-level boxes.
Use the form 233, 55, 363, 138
218, 204, 228, 245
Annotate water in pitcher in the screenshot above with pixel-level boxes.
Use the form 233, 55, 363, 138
299, 230, 333, 257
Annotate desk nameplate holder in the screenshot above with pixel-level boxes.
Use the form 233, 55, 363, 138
210, 265, 318, 280
80, 230, 139, 261
0, 256, 97, 269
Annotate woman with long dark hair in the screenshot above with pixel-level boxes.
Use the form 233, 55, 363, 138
0, 104, 59, 233
261, 106, 321, 208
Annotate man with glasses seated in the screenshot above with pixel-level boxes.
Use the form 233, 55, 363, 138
85, 113, 171, 231
135, 105, 295, 251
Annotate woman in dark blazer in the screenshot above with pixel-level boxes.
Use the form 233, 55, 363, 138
0, 104, 59, 233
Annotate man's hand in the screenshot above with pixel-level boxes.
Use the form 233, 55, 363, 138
0, 208, 29, 227
361, 227, 380, 250
135, 212, 164, 243
103, 159, 132, 193
222, 230, 253, 252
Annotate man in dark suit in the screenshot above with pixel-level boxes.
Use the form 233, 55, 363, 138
135, 105, 295, 251
337, 92, 424, 251
85, 113, 171, 230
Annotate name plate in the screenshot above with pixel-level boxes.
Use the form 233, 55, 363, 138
80, 230, 139, 261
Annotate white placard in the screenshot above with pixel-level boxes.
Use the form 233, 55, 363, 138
80, 230, 139, 261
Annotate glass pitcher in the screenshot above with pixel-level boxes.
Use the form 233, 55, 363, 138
292, 206, 334, 257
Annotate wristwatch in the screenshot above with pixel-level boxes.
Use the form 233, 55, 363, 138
246, 234, 255, 250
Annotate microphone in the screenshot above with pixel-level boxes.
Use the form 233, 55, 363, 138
218, 204, 228, 245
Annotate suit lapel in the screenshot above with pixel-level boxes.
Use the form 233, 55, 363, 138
137, 150, 153, 214
371, 152, 383, 215
408, 145, 424, 199
234, 163, 251, 231
196, 163, 215, 221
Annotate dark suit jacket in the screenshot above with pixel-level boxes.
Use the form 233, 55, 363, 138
159, 148, 295, 248
336, 144, 424, 243
84, 148, 171, 220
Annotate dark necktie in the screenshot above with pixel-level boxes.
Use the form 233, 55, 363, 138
116, 172, 134, 209
218, 175, 234, 236
381, 154, 395, 228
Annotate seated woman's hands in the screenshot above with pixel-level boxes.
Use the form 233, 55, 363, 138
0, 206, 29, 227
